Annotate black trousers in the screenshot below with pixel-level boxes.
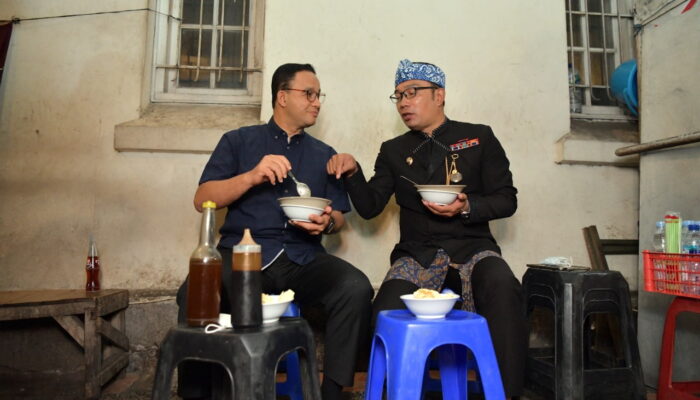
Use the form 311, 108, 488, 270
176, 249, 374, 397
371, 256, 527, 397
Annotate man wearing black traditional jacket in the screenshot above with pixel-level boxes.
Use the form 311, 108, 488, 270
326, 59, 526, 399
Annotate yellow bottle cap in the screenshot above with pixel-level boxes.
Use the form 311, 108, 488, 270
202, 201, 217, 209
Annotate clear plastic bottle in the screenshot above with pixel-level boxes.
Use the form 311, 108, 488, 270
568, 63, 582, 113
186, 201, 223, 327
685, 224, 700, 295
652, 221, 666, 291
653, 221, 666, 252
681, 220, 692, 252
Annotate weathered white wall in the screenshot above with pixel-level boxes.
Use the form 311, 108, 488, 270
0, 0, 200, 290
636, 4, 700, 384
1, 1, 639, 294
261, 1, 640, 286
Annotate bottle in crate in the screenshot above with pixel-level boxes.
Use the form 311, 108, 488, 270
653, 220, 666, 252
653, 221, 666, 289
665, 212, 682, 253
684, 224, 700, 294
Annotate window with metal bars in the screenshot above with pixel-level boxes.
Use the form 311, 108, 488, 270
566, 0, 636, 116
152, 0, 264, 104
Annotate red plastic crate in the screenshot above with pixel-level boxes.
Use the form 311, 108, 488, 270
643, 250, 700, 299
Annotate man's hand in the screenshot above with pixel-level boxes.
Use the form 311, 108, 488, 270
289, 206, 333, 235
326, 153, 358, 179
422, 193, 470, 218
247, 155, 292, 186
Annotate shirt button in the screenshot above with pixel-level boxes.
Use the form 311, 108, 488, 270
284, 190, 288, 193
286, 146, 290, 149
275, 135, 278, 139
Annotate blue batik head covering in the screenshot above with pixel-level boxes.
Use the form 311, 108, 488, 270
394, 59, 446, 88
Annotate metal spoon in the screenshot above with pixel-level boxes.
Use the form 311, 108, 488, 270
288, 171, 311, 197
400, 175, 419, 186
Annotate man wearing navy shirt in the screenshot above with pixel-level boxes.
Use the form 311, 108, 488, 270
177, 63, 373, 400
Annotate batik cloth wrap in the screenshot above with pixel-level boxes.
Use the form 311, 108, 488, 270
384, 248, 502, 312
395, 58, 446, 88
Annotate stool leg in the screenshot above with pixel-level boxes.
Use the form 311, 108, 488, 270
152, 335, 177, 400
466, 351, 483, 394
385, 342, 429, 400
297, 347, 322, 400
617, 283, 646, 400
232, 354, 257, 399
658, 298, 679, 399
657, 297, 689, 400
421, 352, 442, 396
438, 344, 468, 400
469, 328, 506, 399
365, 336, 387, 400
276, 351, 303, 400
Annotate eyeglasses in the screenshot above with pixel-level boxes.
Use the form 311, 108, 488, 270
389, 86, 437, 103
283, 88, 326, 103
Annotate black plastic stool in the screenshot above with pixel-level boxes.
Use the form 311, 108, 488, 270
523, 267, 645, 400
151, 318, 321, 400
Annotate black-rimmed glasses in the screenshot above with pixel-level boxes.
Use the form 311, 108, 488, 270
389, 86, 437, 103
283, 88, 326, 103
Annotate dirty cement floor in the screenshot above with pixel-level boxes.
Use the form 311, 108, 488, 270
100, 370, 657, 399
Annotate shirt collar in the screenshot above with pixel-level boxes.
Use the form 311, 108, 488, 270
267, 117, 307, 141
409, 117, 451, 139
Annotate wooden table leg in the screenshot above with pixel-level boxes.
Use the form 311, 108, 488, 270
84, 308, 101, 399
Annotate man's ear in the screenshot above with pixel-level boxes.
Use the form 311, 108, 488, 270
276, 90, 287, 107
436, 88, 446, 106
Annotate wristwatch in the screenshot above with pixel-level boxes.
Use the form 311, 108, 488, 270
324, 215, 336, 234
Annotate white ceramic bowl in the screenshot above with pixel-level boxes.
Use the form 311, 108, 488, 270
415, 185, 466, 205
262, 297, 293, 324
278, 197, 332, 222
400, 293, 460, 319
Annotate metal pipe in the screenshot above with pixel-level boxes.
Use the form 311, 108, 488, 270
239, 0, 248, 82
156, 64, 261, 72
567, 0, 575, 72
217, 0, 225, 82
616, 131, 700, 156
194, 0, 204, 82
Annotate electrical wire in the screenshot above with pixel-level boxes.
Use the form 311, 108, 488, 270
1, 7, 180, 24
637, 0, 688, 26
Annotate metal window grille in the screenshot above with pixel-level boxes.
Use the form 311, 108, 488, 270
566, 0, 635, 113
152, 0, 263, 104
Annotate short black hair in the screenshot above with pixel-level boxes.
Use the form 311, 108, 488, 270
271, 63, 316, 108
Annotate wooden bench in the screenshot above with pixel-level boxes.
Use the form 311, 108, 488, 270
0, 289, 129, 399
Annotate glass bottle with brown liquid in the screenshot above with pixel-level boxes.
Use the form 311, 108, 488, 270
186, 201, 223, 327
231, 228, 262, 328
85, 234, 100, 292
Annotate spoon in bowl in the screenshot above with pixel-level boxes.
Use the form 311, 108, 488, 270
288, 171, 311, 197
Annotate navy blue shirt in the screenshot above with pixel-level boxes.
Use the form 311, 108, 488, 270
199, 119, 351, 267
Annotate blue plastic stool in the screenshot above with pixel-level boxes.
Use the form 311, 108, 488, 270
276, 302, 303, 400
365, 309, 504, 400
